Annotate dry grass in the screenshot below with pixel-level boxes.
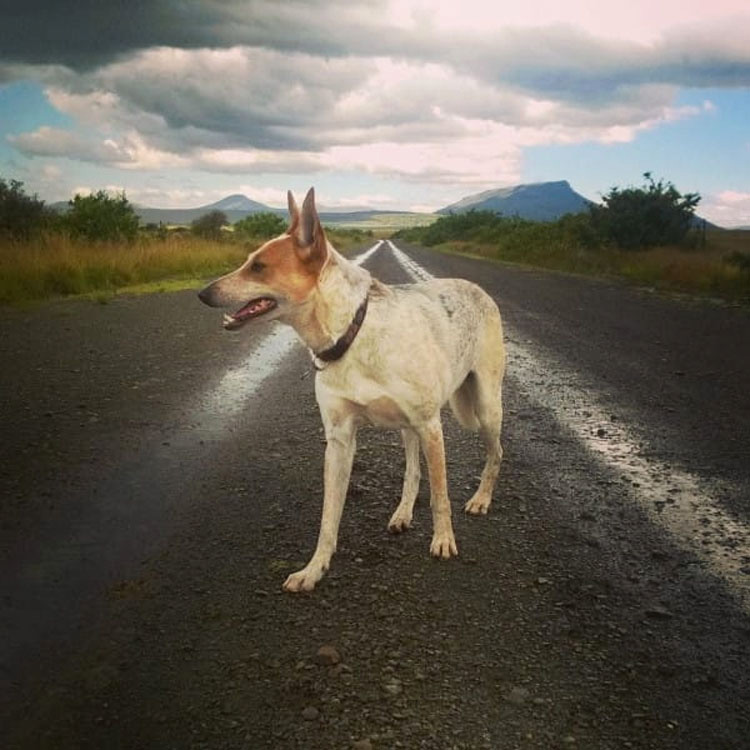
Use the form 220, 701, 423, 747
433, 230, 750, 303
0, 233, 248, 306
617, 245, 749, 298
0, 226, 373, 306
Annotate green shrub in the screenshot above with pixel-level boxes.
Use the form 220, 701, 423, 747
64, 190, 140, 243
234, 212, 286, 239
0, 177, 52, 239
591, 173, 700, 250
191, 210, 229, 240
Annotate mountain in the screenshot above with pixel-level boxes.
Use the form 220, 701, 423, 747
49, 193, 276, 225
438, 180, 592, 221
137, 194, 275, 225
209, 193, 272, 212
48, 193, 433, 228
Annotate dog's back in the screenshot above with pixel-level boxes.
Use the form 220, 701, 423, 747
342, 276, 505, 419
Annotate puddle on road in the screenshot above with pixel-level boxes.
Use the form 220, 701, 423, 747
389, 241, 750, 612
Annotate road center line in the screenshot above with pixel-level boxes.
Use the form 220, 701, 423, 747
386, 240, 750, 611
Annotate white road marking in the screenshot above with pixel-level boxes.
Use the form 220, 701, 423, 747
200, 241, 385, 422
386, 240, 750, 611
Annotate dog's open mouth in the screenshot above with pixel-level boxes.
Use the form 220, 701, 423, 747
223, 297, 277, 330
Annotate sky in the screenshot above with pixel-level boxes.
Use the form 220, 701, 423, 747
1, 1, 750, 225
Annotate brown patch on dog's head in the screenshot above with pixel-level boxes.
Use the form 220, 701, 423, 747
198, 187, 331, 330
240, 233, 318, 303
240, 187, 328, 300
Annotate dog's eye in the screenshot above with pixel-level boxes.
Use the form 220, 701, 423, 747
250, 260, 265, 273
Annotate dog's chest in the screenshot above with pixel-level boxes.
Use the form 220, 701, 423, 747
354, 395, 407, 428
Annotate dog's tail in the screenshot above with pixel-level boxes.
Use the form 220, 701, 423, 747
449, 372, 481, 432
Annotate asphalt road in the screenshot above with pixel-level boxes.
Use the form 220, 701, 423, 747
1, 241, 749, 749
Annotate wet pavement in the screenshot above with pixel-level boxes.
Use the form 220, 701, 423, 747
1, 241, 749, 749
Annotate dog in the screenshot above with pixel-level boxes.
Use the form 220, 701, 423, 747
198, 189, 505, 592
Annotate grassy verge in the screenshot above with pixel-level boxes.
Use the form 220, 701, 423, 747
0, 226, 373, 306
396, 222, 750, 304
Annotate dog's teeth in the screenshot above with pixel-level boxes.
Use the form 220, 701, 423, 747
223, 313, 234, 324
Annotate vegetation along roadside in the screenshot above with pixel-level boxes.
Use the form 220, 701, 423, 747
2, 174, 749, 306
395, 175, 750, 304
0, 178, 372, 306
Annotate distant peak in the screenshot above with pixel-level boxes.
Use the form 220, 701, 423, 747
437, 180, 590, 221
210, 194, 266, 211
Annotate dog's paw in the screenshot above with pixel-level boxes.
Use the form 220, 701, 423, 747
464, 494, 491, 515
430, 533, 458, 559
388, 509, 412, 533
283, 565, 324, 593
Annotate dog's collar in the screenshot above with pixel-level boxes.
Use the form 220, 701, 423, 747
311, 295, 369, 370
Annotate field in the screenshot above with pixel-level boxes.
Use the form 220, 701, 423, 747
2, 216, 749, 306
323, 212, 437, 232
396, 219, 750, 304
0, 226, 372, 306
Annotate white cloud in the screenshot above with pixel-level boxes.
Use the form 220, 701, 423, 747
8, 43, 713, 188
2, 2, 749, 205
701, 191, 750, 227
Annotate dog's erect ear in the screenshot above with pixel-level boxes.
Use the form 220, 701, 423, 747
295, 187, 328, 269
287, 190, 300, 233
298, 187, 318, 247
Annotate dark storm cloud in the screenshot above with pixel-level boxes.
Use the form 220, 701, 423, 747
0, 0, 393, 70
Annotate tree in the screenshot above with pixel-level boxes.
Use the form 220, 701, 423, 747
0, 177, 51, 239
191, 210, 229, 239
591, 173, 700, 250
65, 190, 140, 242
234, 211, 286, 239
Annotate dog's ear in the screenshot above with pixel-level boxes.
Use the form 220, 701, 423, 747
287, 190, 300, 233
295, 187, 328, 269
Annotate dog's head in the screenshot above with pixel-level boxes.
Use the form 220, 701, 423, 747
198, 188, 328, 330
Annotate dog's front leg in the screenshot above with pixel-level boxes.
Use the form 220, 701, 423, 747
388, 428, 421, 533
418, 416, 458, 559
283, 415, 356, 592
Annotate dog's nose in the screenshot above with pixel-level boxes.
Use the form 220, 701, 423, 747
197, 285, 213, 306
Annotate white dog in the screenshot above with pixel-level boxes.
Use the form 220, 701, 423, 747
199, 189, 505, 591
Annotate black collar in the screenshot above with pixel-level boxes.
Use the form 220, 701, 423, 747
313, 295, 369, 368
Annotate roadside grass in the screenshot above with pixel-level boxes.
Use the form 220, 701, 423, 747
0, 226, 371, 306
399, 226, 750, 304
0, 233, 247, 306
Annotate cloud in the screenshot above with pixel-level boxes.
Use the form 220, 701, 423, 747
3, 2, 749, 194
9, 125, 190, 170
702, 190, 750, 226
0, 0, 392, 70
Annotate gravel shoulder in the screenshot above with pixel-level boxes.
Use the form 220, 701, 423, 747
2, 245, 750, 749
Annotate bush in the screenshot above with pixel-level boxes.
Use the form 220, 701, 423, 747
65, 190, 140, 243
591, 173, 700, 250
400, 209, 603, 254
192, 210, 229, 240
0, 177, 51, 239
234, 212, 286, 239
726, 251, 750, 272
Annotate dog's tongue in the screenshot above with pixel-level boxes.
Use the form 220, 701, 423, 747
233, 297, 275, 321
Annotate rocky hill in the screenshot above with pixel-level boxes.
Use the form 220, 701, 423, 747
438, 180, 591, 221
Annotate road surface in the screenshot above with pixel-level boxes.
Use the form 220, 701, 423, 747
1, 240, 749, 749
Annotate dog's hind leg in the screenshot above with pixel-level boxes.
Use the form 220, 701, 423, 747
388, 428, 421, 533
283, 413, 357, 592
464, 366, 504, 516
418, 416, 458, 559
